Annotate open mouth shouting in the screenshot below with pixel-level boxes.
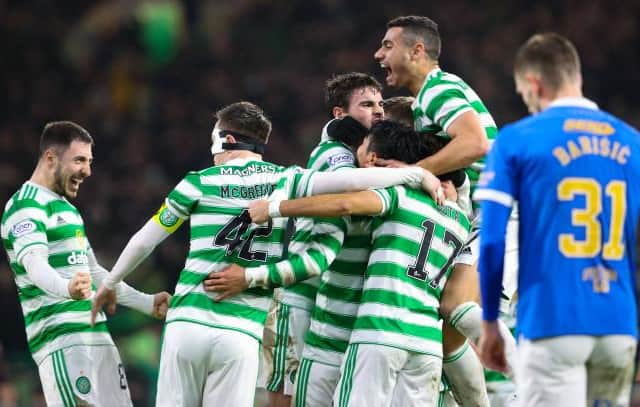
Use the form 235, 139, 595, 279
380, 62, 393, 85
68, 175, 84, 193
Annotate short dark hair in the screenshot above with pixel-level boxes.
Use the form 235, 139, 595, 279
368, 120, 432, 164
514, 33, 581, 91
382, 96, 415, 126
368, 121, 465, 186
325, 72, 382, 118
40, 121, 93, 157
215, 101, 272, 144
387, 16, 441, 60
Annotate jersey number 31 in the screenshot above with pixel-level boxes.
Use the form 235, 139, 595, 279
557, 177, 626, 260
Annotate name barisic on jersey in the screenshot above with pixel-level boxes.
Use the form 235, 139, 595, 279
552, 119, 631, 166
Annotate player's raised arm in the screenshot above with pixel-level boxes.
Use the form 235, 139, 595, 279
415, 110, 489, 175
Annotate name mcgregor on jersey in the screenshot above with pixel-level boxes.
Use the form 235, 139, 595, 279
220, 183, 277, 199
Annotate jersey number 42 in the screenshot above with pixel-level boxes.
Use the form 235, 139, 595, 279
213, 210, 273, 261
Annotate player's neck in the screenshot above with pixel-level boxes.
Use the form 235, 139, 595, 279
409, 61, 439, 96
219, 150, 262, 164
541, 83, 583, 111
29, 162, 55, 192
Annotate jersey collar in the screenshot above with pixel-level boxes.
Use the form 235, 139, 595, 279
25, 180, 65, 200
426, 66, 441, 81
548, 97, 598, 110
225, 157, 264, 166
412, 67, 442, 112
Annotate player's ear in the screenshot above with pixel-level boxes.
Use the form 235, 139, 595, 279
367, 150, 378, 166
411, 42, 425, 60
43, 148, 59, 166
332, 106, 346, 119
225, 134, 237, 144
525, 73, 543, 97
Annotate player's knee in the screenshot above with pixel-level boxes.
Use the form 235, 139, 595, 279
439, 294, 457, 321
440, 264, 480, 320
442, 321, 467, 355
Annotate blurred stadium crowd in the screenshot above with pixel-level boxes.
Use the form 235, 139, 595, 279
1, 0, 639, 405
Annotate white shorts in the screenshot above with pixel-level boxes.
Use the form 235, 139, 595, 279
156, 321, 260, 407
38, 345, 132, 407
437, 390, 458, 407
334, 343, 442, 407
292, 358, 340, 407
437, 373, 459, 407
265, 303, 311, 396
486, 380, 518, 407
257, 298, 280, 389
517, 335, 636, 407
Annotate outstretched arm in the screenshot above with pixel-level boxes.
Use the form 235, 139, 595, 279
88, 248, 170, 318
91, 219, 173, 325
309, 166, 441, 202
102, 220, 171, 289
250, 190, 385, 224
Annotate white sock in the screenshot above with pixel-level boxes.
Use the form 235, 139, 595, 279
443, 341, 490, 406
449, 302, 518, 379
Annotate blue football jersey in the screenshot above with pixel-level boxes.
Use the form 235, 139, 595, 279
476, 98, 640, 339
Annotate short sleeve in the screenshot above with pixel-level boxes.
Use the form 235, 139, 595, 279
151, 203, 185, 234
314, 145, 357, 172
371, 186, 400, 217
165, 173, 202, 219
427, 87, 474, 131
5, 202, 49, 264
289, 167, 317, 199
307, 140, 356, 172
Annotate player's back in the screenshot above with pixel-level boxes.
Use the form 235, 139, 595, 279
302, 139, 372, 366
501, 105, 640, 339
350, 185, 470, 357
166, 158, 315, 341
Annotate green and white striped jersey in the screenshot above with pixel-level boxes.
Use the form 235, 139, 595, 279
163, 158, 319, 341
350, 186, 470, 357
412, 67, 497, 192
301, 139, 373, 367
276, 216, 346, 310
280, 138, 355, 310
1, 182, 111, 364
307, 139, 357, 172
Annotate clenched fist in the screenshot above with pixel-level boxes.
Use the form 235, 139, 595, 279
248, 200, 270, 224
152, 292, 171, 319
68, 272, 92, 300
